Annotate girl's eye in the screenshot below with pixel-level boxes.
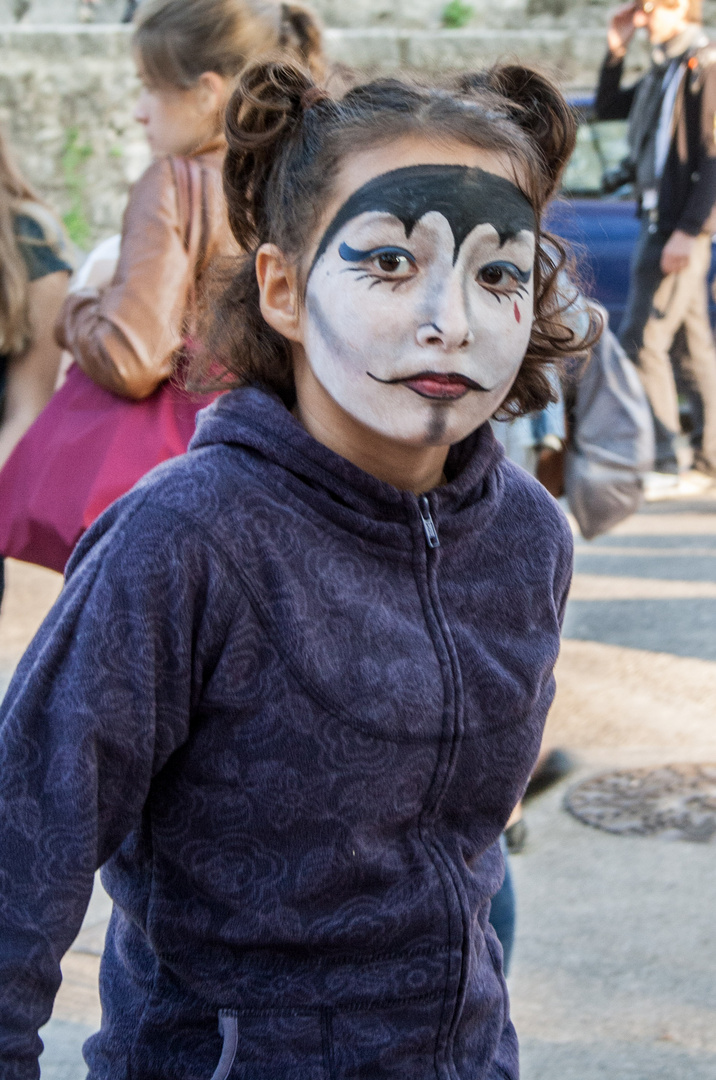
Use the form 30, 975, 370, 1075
371, 251, 415, 277
338, 242, 417, 279
478, 262, 529, 293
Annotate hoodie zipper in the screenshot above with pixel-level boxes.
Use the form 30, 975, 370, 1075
418, 495, 440, 549
413, 492, 469, 1078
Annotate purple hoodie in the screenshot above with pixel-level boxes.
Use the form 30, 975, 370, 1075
0, 387, 572, 1080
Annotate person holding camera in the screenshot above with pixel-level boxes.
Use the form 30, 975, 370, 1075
596, 0, 716, 490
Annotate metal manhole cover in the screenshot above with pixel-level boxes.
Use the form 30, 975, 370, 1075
565, 764, 716, 842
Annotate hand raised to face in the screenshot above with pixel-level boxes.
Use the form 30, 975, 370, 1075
302, 164, 536, 447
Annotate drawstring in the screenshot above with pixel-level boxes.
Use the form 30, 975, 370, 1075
209, 1011, 238, 1080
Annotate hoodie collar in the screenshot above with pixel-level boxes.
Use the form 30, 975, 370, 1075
190, 386, 506, 544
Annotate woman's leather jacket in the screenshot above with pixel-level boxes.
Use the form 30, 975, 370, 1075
55, 138, 238, 400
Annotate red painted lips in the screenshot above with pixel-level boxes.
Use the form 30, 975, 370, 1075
401, 373, 481, 401
367, 370, 490, 400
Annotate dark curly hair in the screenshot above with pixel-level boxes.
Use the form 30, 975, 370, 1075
195, 59, 600, 417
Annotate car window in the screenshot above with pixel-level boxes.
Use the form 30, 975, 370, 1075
562, 119, 630, 197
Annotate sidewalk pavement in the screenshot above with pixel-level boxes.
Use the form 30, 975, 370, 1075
1, 491, 715, 1079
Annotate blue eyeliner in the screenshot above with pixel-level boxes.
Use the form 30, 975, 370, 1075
483, 260, 531, 283
338, 242, 415, 264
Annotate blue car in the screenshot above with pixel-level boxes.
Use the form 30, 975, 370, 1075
545, 94, 716, 334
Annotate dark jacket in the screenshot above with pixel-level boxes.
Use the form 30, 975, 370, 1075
595, 42, 716, 236
0, 388, 572, 1080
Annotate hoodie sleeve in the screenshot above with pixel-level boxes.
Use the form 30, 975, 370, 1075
556, 525, 574, 630
0, 485, 236, 1080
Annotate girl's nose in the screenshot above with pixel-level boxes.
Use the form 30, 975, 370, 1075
133, 94, 149, 125
416, 278, 473, 351
415, 322, 474, 349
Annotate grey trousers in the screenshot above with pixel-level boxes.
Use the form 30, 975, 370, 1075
619, 222, 716, 475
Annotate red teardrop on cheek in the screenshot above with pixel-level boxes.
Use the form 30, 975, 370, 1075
514, 302, 521, 323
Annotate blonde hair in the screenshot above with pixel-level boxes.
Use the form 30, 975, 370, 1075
133, 0, 325, 89
0, 127, 39, 358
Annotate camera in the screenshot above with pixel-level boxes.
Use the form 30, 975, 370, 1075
602, 157, 636, 195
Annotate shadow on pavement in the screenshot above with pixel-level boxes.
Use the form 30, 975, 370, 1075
563, 597, 716, 661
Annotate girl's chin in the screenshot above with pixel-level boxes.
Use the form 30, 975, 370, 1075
361, 411, 492, 449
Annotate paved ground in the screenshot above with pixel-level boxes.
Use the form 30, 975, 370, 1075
1, 491, 715, 1079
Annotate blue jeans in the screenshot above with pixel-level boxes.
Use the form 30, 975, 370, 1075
489, 838, 515, 975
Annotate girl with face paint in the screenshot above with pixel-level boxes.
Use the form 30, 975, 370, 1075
0, 63, 597, 1080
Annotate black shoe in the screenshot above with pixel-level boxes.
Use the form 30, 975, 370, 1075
504, 818, 528, 854
523, 749, 576, 801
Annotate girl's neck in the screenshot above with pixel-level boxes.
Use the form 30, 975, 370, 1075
187, 132, 226, 157
293, 364, 450, 495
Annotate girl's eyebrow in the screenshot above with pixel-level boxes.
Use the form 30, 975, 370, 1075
338, 242, 414, 263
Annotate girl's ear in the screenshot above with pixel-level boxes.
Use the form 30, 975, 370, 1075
256, 244, 303, 344
196, 71, 232, 119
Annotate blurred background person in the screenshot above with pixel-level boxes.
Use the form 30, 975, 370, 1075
0, 0, 326, 580
55, 0, 325, 403
0, 127, 72, 607
596, 0, 716, 495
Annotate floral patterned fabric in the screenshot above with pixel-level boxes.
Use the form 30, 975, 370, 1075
0, 387, 572, 1080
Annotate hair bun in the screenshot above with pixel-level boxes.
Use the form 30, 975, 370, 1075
223, 59, 317, 249
225, 60, 311, 150
480, 65, 576, 201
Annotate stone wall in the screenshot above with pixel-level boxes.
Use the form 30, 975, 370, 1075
0, 7, 711, 248
0, 27, 148, 249
0, 0, 576, 26
5, 0, 716, 29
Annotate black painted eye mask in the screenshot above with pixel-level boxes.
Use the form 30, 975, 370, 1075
309, 164, 536, 275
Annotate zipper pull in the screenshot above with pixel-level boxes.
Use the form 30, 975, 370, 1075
418, 495, 440, 549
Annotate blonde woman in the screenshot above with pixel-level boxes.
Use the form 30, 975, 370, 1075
0, 127, 72, 603
0, 131, 72, 469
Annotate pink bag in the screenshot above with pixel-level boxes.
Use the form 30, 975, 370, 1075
0, 364, 216, 573
0, 155, 217, 574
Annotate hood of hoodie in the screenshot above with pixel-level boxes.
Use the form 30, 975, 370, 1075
189, 385, 507, 547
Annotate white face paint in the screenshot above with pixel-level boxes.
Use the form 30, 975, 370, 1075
302, 165, 536, 447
